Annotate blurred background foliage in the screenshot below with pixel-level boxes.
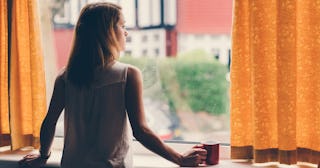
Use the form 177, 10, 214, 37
119, 50, 229, 116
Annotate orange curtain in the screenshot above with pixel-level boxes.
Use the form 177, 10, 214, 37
0, 0, 10, 147
0, 0, 47, 150
231, 0, 320, 165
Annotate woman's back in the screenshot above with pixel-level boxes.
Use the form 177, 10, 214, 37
18, 3, 207, 167
61, 62, 132, 168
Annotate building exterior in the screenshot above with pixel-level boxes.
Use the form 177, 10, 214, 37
124, 0, 233, 64
176, 0, 232, 64
124, 0, 178, 57
175, 0, 232, 64
124, 28, 167, 57
52, 0, 232, 68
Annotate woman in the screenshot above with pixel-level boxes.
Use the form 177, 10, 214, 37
19, 2, 207, 168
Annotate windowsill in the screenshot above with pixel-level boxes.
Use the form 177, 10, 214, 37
3, 138, 313, 168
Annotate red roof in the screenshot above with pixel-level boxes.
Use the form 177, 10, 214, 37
176, 0, 233, 34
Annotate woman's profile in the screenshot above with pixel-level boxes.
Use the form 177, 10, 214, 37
18, 2, 207, 168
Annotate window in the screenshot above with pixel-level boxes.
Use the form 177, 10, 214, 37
154, 34, 159, 41
194, 34, 204, 40
41, 0, 231, 145
212, 48, 220, 60
142, 49, 148, 56
141, 35, 148, 42
154, 48, 160, 56
126, 36, 132, 43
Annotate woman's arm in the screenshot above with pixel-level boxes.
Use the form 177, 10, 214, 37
39, 74, 65, 157
125, 65, 206, 167
19, 74, 65, 168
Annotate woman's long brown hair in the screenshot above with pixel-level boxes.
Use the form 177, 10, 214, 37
66, 2, 121, 87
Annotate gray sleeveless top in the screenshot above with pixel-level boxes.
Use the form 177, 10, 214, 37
60, 62, 132, 168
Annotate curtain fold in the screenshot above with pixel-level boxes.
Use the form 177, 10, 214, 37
0, 0, 11, 147
231, 0, 320, 165
0, 0, 46, 150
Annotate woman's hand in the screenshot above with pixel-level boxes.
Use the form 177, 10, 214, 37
179, 147, 207, 167
18, 154, 47, 168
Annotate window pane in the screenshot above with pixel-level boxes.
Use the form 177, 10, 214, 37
40, 0, 232, 144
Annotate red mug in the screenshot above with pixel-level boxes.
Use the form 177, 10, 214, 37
201, 141, 219, 165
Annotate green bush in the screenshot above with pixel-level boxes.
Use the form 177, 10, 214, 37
119, 54, 229, 115
173, 59, 229, 115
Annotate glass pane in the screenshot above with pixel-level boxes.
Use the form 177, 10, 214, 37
39, 0, 232, 144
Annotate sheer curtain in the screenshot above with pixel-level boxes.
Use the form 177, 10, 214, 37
231, 0, 320, 165
0, 0, 46, 150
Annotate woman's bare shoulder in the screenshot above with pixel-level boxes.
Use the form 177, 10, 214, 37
126, 64, 143, 85
127, 64, 141, 74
